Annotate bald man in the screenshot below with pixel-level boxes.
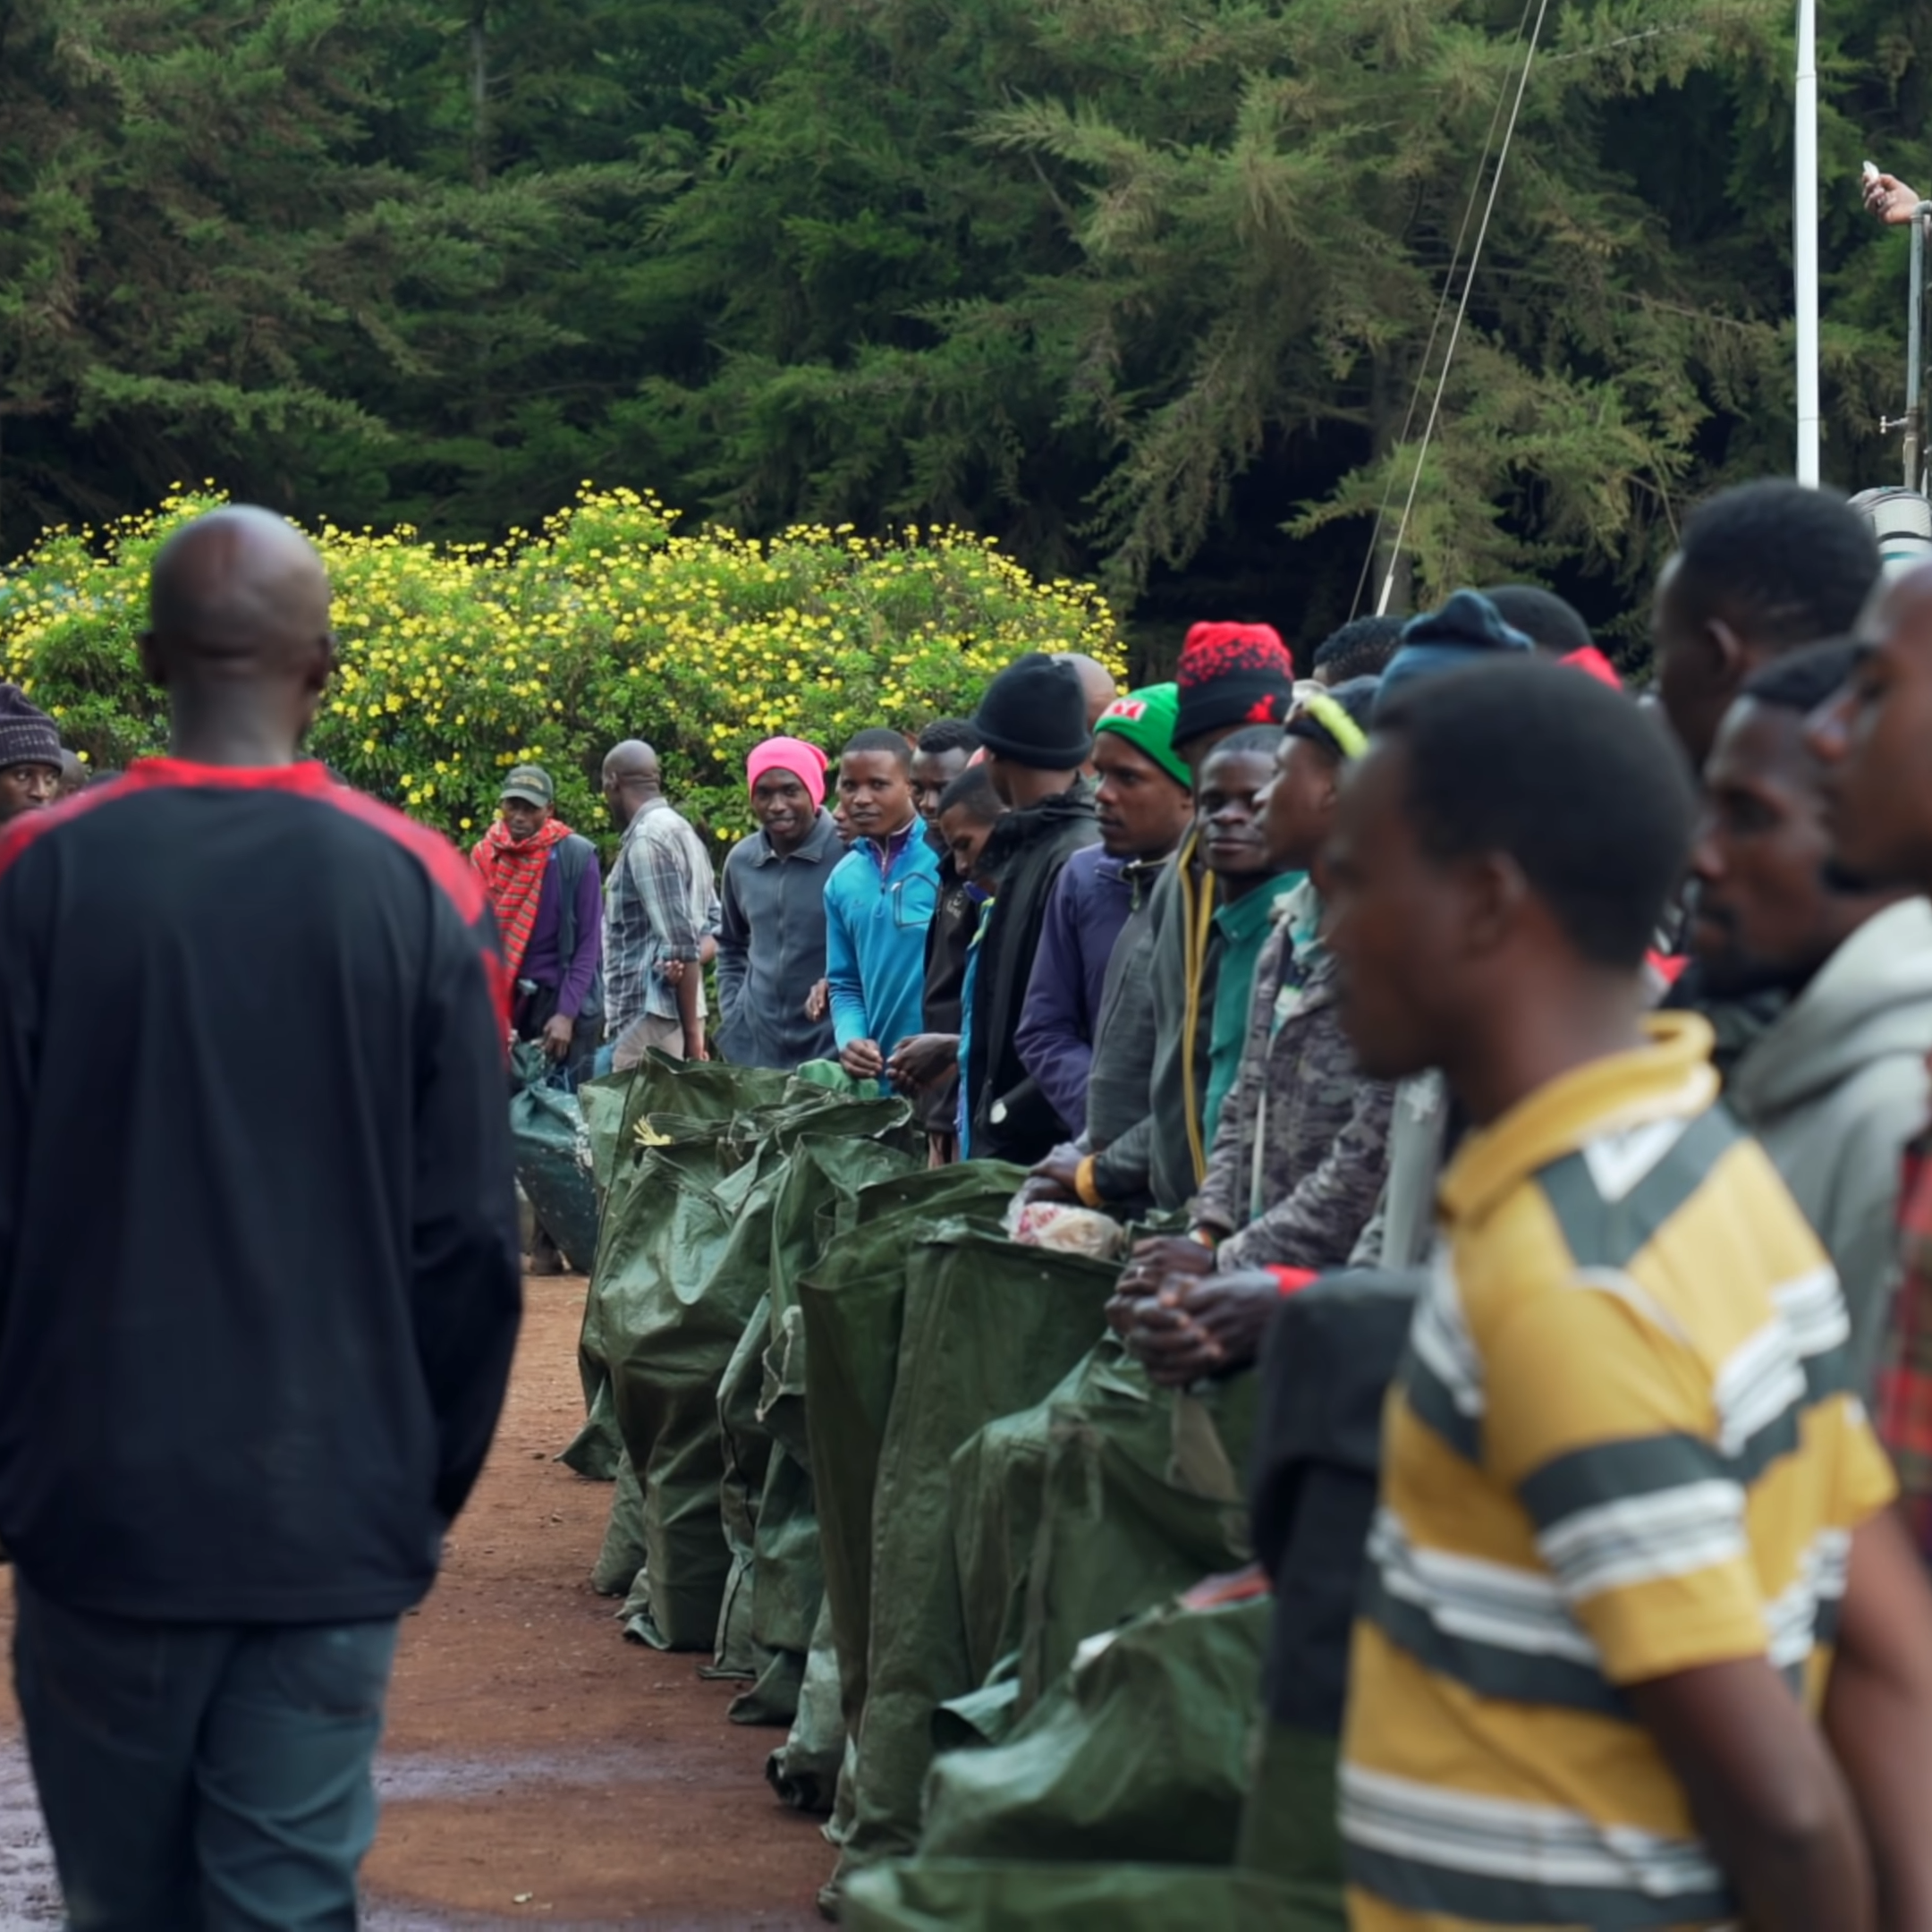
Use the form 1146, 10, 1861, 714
1056, 652, 1121, 731
600, 737, 717, 1070
0, 505, 521, 1925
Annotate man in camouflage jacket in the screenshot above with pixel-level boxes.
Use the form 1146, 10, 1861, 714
1191, 879, 1395, 1270
1113, 677, 1394, 1385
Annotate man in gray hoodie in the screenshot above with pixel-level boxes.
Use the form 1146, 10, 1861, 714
1689, 640, 1932, 1391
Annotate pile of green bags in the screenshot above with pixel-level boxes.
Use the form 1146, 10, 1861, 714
581, 1057, 918, 1654
714, 1135, 920, 1724
507, 1042, 602, 1275
801, 1175, 1126, 1889
555, 1052, 1369, 1928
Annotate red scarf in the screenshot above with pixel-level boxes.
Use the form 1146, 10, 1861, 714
471, 818, 572, 979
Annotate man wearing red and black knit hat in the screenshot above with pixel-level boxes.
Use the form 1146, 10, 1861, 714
1030, 619, 1297, 1218
1173, 623, 1297, 752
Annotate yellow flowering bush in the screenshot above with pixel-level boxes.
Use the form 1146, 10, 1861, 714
0, 486, 1124, 846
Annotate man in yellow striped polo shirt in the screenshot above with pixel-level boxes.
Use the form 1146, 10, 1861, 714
1320, 658, 1932, 1930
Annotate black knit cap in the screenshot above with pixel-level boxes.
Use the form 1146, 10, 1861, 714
971, 652, 1094, 769
0, 683, 61, 775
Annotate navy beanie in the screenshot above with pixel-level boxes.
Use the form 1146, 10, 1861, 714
1374, 591, 1535, 717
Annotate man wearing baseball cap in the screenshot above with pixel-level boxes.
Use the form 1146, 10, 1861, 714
0, 684, 64, 826
470, 763, 604, 1084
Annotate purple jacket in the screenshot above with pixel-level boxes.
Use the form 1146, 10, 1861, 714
521, 838, 605, 1021
1014, 843, 1141, 1139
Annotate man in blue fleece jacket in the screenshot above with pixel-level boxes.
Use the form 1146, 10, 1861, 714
824, 727, 943, 1081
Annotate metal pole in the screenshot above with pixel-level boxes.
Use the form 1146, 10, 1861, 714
1908, 206, 1931, 491
1794, 0, 1820, 485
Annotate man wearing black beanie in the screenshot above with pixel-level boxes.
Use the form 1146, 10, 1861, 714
960, 654, 1100, 1161
0, 683, 64, 826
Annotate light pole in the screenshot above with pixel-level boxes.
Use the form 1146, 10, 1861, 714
1794, 0, 1820, 485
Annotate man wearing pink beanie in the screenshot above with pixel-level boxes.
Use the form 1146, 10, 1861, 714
716, 735, 844, 1068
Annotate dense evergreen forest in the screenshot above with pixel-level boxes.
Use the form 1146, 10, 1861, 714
2, 0, 1927, 657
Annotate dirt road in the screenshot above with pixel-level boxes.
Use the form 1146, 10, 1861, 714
0, 1273, 833, 1930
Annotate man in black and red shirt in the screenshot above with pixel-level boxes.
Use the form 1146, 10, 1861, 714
0, 505, 521, 1926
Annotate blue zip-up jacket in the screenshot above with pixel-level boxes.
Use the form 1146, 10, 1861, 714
824, 822, 942, 1055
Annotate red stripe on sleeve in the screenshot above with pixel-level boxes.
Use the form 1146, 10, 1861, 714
0, 767, 156, 884
1269, 1267, 1318, 1297
0, 759, 511, 1022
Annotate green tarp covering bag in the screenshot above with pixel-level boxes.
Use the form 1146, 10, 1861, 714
606, 1130, 767, 1647
508, 1043, 600, 1273
919, 1590, 1270, 1867
718, 1133, 919, 1729
1019, 1346, 1260, 1707
937, 1339, 1260, 1740
767, 1589, 848, 1814
801, 1164, 1032, 1748
777, 1164, 1039, 1824
566, 1057, 773, 1485
806, 1205, 1119, 1888
599, 1061, 916, 1651
589, 1055, 798, 1640
709, 1292, 782, 1689
557, 1076, 635, 1480
842, 1860, 1343, 1931
590, 1448, 649, 1597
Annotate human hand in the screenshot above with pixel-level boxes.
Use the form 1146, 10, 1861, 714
886, 1032, 959, 1093
540, 1013, 575, 1063
1025, 1145, 1085, 1205
1105, 1279, 1161, 1340
841, 1038, 886, 1080
1129, 1234, 1218, 1284
660, 958, 689, 988
1127, 1270, 1281, 1386
1865, 172, 1923, 225
683, 1028, 711, 1063
1113, 1232, 1213, 1302
805, 979, 831, 1022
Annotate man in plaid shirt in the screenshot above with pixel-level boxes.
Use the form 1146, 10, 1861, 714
1811, 562, 1932, 1558
600, 739, 717, 1071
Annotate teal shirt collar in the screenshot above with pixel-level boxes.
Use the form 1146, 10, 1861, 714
1213, 873, 1301, 946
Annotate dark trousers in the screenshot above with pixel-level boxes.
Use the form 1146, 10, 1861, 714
13, 1579, 399, 1931
511, 981, 599, 1090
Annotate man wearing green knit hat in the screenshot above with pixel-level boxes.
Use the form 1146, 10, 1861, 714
1015, 682, 1195, 1138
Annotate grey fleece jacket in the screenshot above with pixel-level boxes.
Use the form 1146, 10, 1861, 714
1078, 859, 1169, 1157
1089, 842, 1221, 1215
1726, 895, 1932, 1396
